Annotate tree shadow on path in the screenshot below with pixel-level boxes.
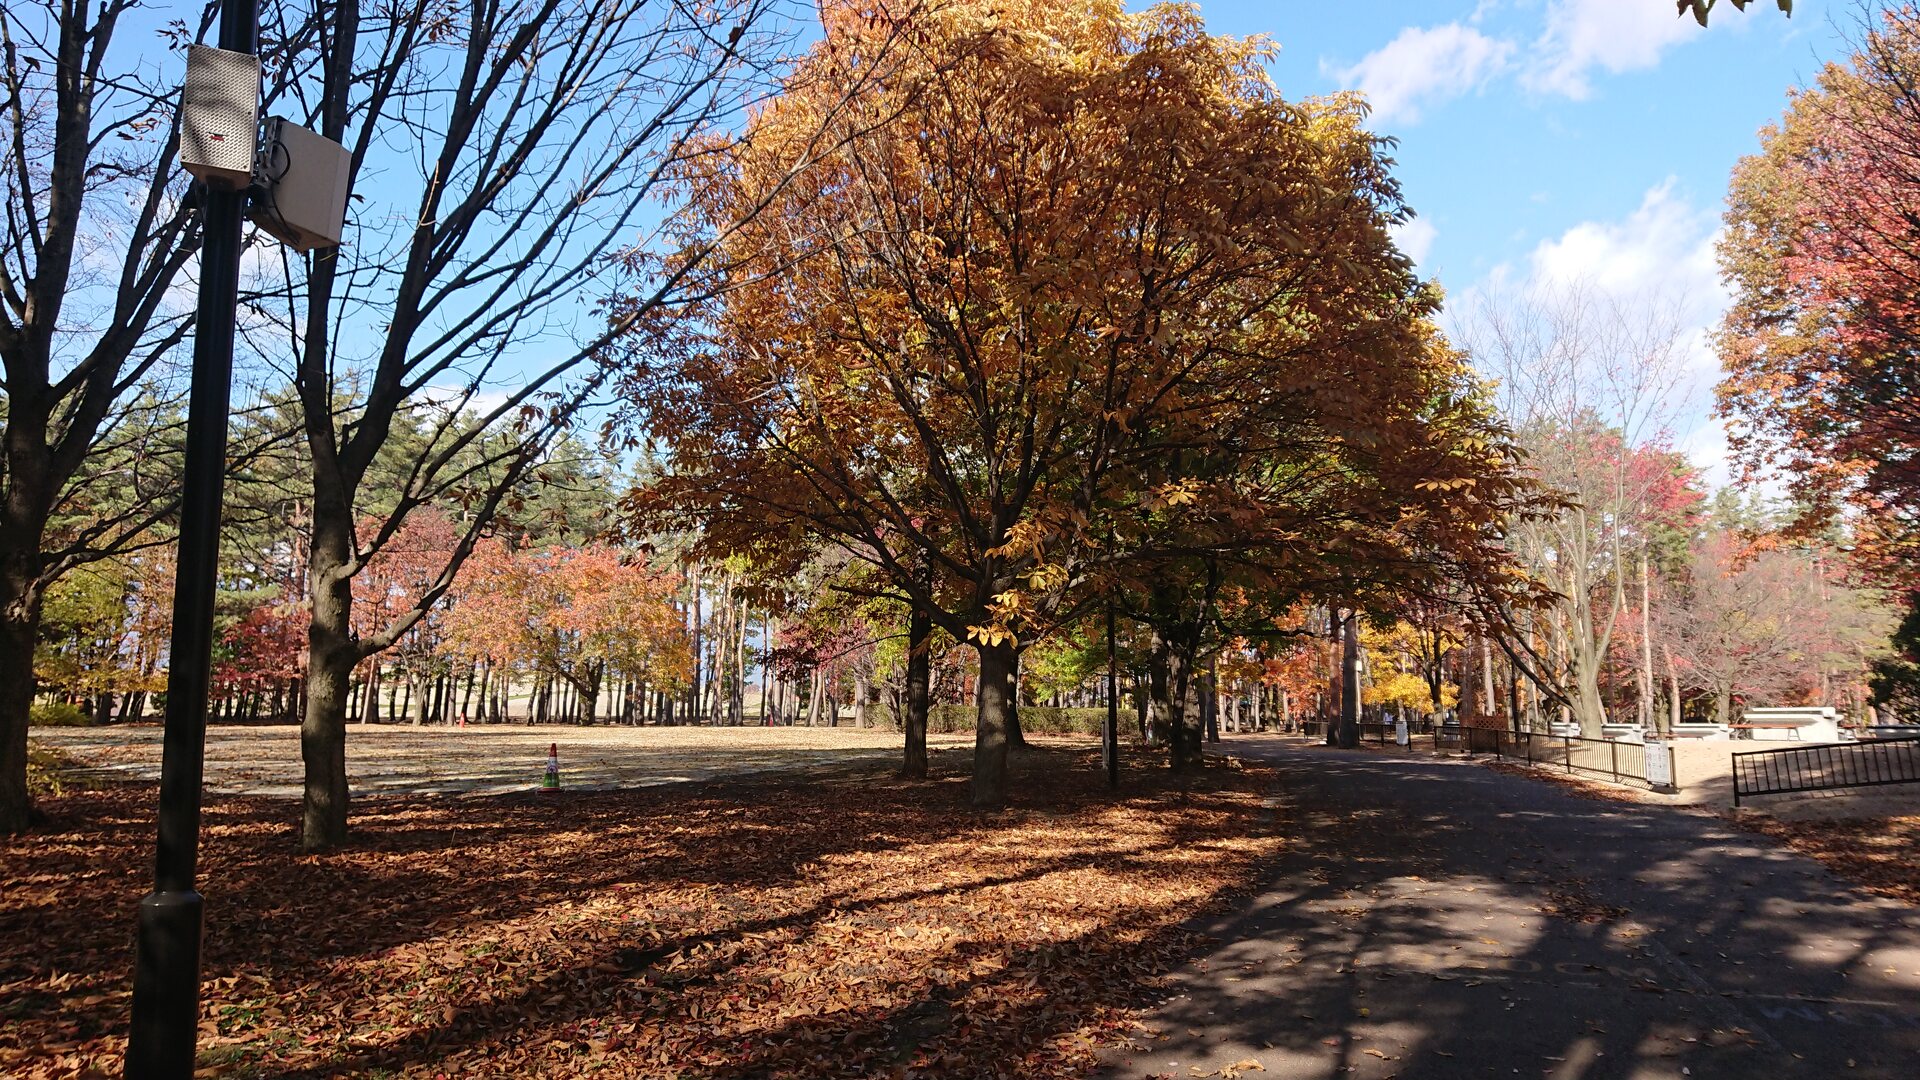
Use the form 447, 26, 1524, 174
1096, 742, 1920, 1080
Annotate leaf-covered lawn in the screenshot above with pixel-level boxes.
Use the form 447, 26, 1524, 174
2, 748, 1280, 1079
1735, 814, 1920, 908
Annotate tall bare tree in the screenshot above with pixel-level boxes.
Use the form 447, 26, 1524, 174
1461, 283, 1697, 734
260, 0, 921, 849
0, 2, 260, 831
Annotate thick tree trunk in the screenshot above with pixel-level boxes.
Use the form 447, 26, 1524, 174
302, 648, 353, 852
972, 641, 1017, 807
1325, 610, 1342, 745
1150, 628, 1203, 771
578, 668, 601, 727
903, 601, 930, 779
1337, 613, 1361, 748
1170, 647, 1202, 769
1005, 651, 1028, 750
301, 517, 356, 850
0, 598, 39, 833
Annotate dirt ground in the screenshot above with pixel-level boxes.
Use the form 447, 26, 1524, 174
28, 724, 975, 798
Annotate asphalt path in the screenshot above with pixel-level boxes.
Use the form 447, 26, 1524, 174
1096, 737, 1920, 1080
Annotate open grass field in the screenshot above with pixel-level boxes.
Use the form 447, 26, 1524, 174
28, 724, 978, 798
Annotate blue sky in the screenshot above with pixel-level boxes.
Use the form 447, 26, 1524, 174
1174, 0, 1850, 483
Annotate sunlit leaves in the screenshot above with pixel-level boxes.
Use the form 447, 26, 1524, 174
1716, 7, 1920, 590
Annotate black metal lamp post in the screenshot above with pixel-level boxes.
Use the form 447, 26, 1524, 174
125, 0, 256, 1074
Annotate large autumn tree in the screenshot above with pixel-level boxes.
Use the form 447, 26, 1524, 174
623, 0, 1506, 804
1719, 5, 1920, 594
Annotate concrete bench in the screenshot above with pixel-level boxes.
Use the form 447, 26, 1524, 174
1739, 707, 1840, 743
1600, 723, 1645, 743
1671, 722, 1730, 740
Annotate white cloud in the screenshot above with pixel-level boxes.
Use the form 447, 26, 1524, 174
1452, 181, 1731, 463
1391, 216, 1438, 267
1328, 23, 1514, 126
1522, 0, 1698, 99
1526, 179, 1723, 323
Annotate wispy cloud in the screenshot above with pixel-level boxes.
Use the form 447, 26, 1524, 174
1326, 23, 1514, 126
1520, 0, 1700, 99
1328, 1, 1710, 125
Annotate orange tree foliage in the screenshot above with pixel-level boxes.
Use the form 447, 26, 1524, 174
1107, 319, 1540, 762
1718, 5, 1920, 589
445, 541, 691, 723
621, 0, 1518, 804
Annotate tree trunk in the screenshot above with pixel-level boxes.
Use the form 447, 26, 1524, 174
1481, 637, 1498, 726
688, 568, 704, 726
0, 595, 39, 832
1134, 676, 1149, 743
903, 600, 931, 779
1148, 646, 1172, 748
1005, 650, 1027, 750
971, 641, 1017, 807
1666, 645, 1682, 730
578, 668, 601, 727
1325, 610, 1342, 745
1337, 613, 1361, 748
1170, 646, 1202, 769
1149, 627, 1204, 771
301, 515, 356, 851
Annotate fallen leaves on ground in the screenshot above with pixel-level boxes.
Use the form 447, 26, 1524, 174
1540, 884, 1629, 924
1730, 813, 1920, 907
1, 747, 1281, 1079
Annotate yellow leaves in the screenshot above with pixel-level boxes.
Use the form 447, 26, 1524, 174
986, 519, 1052, 559
1025, 563, 1068, 591
1150, 478, 1204, 511
967, 624, 1019, 648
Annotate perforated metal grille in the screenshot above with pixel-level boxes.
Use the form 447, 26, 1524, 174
181, 45, 260, 183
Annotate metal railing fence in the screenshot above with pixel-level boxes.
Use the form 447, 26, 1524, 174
1439, 729, 1667, 789
1732, 738, 1920, 805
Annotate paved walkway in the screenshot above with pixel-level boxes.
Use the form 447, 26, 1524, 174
1098, 737, 1920, 1080
30, 724, 970, 797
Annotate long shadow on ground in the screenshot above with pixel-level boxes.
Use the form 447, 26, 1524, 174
1, 745, 1277, 1079
1096, 739, 1920, 1080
